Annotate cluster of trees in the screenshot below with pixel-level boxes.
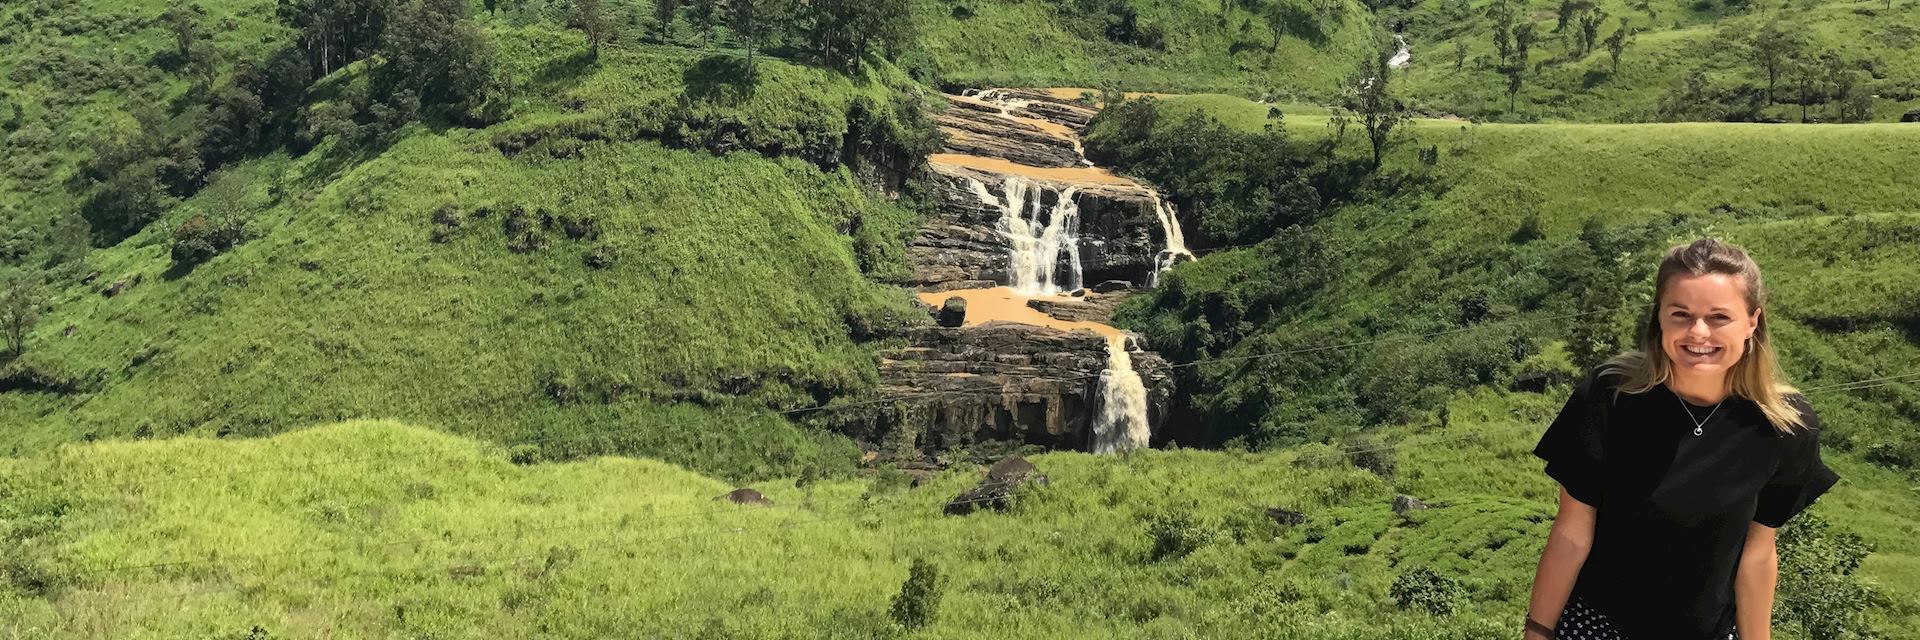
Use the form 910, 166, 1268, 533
81, 0, 501, 245
636, 0, 915, 72
1657, 18, 1875, 123
1488, 0, 1537, 112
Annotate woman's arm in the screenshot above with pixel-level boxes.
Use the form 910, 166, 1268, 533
1734, 522, 1779, 640
1524, 485, 1597, 639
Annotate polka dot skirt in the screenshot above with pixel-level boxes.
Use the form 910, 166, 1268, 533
1554, 594, 1739, 639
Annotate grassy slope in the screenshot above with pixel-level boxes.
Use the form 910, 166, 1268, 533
1124, 92, 1920, 631
1393, 0, 1920, 121
3, 409, 1914, 638
0, 27, 931, 481
911, 0, 1382, 97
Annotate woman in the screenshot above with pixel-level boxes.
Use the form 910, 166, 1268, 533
1523, 238, 1840, 640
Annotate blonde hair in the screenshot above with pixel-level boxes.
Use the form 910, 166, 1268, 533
1597, 237, 1809, 435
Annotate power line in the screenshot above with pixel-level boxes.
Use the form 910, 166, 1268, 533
76, 301, 1641, 493
68, 371, 1907, 584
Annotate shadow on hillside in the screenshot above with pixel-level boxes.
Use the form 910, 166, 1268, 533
532, 49, 598, 95
682, 54, 757, 105
1269, 4, 1331, 47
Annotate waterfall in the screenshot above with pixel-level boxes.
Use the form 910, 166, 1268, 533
1147, 194, 1195, 288
968, 176, 1084, 296
1092, 335, 1152, 454
1389, 34, 1412, 69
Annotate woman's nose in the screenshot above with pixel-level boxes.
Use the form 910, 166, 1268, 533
1689, 319, 1713, 337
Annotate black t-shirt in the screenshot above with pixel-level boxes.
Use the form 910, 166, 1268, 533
1532, 366, 1841, 639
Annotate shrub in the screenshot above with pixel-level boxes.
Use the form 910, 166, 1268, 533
1146, 509, 1220, 562
169, 213, 244, 267
1390, 565, 1464, 616
889, 558, 943, 630
1775, 512, 1879, 638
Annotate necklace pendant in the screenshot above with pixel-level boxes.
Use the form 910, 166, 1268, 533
1693, 425, 1704, 436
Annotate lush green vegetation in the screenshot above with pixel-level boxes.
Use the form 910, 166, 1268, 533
1392, 0, 1920, 122
4, 403, 1913, 637
910, 0, 1384, 96
1104, 93, 1918, 465
3, 0, 1917, 636
0, 0, 939, 481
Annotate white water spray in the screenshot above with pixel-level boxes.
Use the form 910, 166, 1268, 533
969, 176, 1085, 296
1093, 335, 1152, 454
1388, 34, 1412, 69
1147, 193, 1195, 288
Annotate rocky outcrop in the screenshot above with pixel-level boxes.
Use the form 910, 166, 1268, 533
907, 163, 1164, 292
934, 105, 1082, 168
1025, 291, 1137, 324
719, 488, 773, 506
834, 322, 1172, 453
945, 456, 1049, 515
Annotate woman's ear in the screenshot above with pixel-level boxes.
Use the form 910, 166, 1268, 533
1749, 307, 1762, 339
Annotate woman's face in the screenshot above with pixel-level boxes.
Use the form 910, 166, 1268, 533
1659, 273, 1761, 380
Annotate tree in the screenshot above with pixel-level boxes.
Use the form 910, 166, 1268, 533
652, 0, 679, 41
1655, 67, 1720, 121
160, 1, 203, 64
1, 276, 36, 359
1491, 0, 1515, 64
570, 0, 613, 59
800, 0, 914, 71
1604, 19, 1632, 73
1749, 19, 1804, 104
1554, 0, 1582, 32
372, 0, 499, 125
690, 0, 718, 48
1501, 21, 1535, 113
1789, 56, 1821, 122
1341, 47, 1410, 170
1453, 39, 1467, 70
889, 558, 944, 630
1577, 7, 1606, 57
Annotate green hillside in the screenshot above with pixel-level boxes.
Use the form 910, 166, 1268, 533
0, 8, 936, 480
1392, 0, 1920, 121
5, 417, 1911, 638
1107, 93, 1919, 463
2, 0, 1917, 637
910, 0, 1382, 96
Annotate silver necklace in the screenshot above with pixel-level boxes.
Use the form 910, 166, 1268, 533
1674, 390, 1725, 436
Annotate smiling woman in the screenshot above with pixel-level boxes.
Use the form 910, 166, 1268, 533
1523, 238, 1841, 640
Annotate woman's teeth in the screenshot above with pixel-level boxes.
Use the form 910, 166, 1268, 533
1683, 345, 1721, 356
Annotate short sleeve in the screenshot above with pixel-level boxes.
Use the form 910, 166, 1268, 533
1533, 367, 1610, 508
1753, 397, 1841, 528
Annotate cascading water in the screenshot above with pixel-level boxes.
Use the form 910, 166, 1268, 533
968, 176, 1085, 296
1147, 194, 1195, 288
1092, 334, 1151, 454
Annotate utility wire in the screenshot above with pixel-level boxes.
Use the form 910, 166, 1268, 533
70, 370, 1908, 583
76, 301, 1641, 493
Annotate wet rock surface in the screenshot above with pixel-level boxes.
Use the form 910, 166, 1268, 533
906, 163, 1163, 292
834, 322, 1171, 454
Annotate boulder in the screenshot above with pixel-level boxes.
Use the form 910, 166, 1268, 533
1090, 280, 1132, 293
1265, 506, 1306, 526
1025, 292, 1136, 324
945, 456, 1048, 515
1511, 369, 1574, 393
1392, 494, 1431, 516
719, 488, 773, 506
938, 296, 967, 327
